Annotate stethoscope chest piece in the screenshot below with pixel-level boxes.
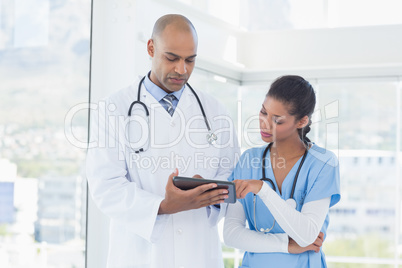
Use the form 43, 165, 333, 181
206, 132, 217, 145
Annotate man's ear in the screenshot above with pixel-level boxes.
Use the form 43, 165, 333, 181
147, 39, 155, 57
297, 116, 309, 129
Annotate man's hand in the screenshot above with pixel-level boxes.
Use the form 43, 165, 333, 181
288, 232, 324, 254
233, 179, 264, 199
158, 169, 229, 214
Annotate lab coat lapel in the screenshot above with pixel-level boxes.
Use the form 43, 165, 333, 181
139, 84, 172, 120
173, 86, 196, 120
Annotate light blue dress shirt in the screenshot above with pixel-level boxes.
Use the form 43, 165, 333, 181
143, 74, 184, 112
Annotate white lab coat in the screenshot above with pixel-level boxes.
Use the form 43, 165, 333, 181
86, 78, 240, 268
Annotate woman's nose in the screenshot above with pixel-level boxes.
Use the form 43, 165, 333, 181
260, 116, 271, 130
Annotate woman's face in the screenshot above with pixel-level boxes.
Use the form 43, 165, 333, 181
259, 96, 305, 144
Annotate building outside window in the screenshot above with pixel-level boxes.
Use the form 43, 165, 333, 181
0, 1, 91, 267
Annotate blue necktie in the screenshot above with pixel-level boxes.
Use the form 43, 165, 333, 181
162, 94, 176, 116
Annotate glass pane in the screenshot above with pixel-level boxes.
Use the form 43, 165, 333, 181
288, 0, 326, 29
0, 1, 91, 267
317, 81, 397, 151
189, 69, 240, 136
328, 264, 395, 268
400, 81, 402, 263
328, 0, 402, 27
320, 80, 399, 260
240, 85, 268, 151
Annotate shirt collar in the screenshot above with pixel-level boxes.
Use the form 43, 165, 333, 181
143, 73, 185, 102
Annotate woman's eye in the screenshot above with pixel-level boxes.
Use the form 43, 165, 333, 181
260, 110, 267, 115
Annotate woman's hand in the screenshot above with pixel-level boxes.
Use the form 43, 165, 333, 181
288, 232, 324, 254
233, 179, 263, 199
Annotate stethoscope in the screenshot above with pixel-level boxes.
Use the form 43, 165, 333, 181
253, 142, 308, 233
127, 75, 218, 153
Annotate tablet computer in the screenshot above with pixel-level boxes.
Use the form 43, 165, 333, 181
173, 176, 236, 203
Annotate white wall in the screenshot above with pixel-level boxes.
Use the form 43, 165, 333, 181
132, 1, 402, 81
238, 25, 402, 70
133, 0, 242, 79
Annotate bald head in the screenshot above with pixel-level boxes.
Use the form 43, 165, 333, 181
147, 14, 198, 93
151, 14, 198, 43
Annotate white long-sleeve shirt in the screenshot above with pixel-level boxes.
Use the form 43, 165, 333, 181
223, 182, 330, 252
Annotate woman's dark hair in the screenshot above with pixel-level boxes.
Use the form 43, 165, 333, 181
266, 75, 316, 144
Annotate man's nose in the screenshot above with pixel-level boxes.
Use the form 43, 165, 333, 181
175, 60, 187, 75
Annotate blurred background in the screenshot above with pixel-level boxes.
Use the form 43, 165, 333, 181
0, 0, 401, 267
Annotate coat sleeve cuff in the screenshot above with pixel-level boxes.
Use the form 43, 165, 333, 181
149, 197, 170, 243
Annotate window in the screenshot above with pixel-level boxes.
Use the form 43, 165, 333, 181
213, 76, 402, 267
0, 1, 91, 267
319, 78, 401, 266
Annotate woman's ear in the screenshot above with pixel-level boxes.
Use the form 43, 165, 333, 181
297, 116, 309, 129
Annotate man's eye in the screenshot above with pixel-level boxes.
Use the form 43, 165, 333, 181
166, 57, 177, 62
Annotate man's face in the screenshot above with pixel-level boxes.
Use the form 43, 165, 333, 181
147, 25, 197, 93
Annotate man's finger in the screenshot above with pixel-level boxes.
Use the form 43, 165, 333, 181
200, 196, 226, 207
167, 168, 179, 188
190, 183, 218, 195
193, 189, 228, 207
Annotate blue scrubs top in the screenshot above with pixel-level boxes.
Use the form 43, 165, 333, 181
228, 143, 341, 268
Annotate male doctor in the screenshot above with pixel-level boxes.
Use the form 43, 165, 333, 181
86, 14, 240, 268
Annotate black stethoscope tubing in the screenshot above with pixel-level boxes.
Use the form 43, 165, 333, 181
261, 142, 308, 199
127, 74, 214, 153
253, 142, 308, 233
128, 75, 211, 132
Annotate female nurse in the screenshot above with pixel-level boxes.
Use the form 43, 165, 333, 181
223, 75, 341, 268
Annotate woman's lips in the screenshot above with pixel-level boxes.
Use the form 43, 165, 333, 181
260, 131, 272, 138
